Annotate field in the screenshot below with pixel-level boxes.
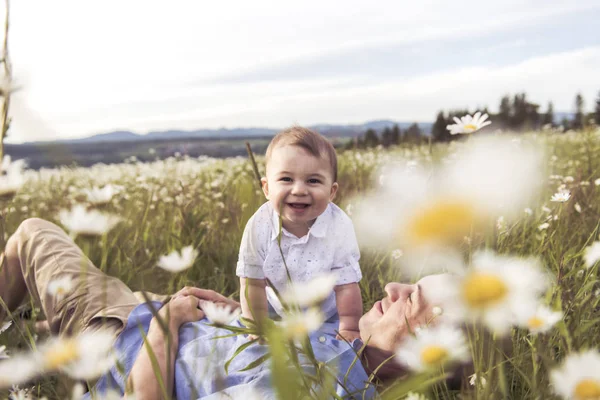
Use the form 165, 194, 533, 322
2, 129, 600, 399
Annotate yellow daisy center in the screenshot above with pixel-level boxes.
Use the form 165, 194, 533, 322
407, 200, 480, 245
574, 379, 600, 399
462, 273, 508, 308
44, 339, 79, 369
464, 124, 478, 132
528, 317, 544, 329
285, 321, 308, 338
420, 345, 449, 366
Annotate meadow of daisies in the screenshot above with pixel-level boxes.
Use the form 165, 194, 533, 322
1, 125, 600, 399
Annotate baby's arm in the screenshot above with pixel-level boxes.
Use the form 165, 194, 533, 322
240, 277, 268, 330
334, 282, 363, 342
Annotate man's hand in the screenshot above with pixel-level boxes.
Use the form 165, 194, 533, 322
336, 329, 361, 343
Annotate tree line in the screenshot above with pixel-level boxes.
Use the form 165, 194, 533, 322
348, 90, 600, 149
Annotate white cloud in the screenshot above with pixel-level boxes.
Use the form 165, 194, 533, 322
2, 0, 599, 141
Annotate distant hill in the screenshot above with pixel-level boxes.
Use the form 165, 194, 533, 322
24, 120, 433, 145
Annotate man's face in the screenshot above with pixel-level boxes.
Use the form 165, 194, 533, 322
261, 145, 338, 236
359, 275, 447, 352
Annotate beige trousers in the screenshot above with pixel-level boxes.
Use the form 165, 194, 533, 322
11, 218, 141, 336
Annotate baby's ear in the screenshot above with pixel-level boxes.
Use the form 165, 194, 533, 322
261, 177, 269, 199
329, 182, 339, 201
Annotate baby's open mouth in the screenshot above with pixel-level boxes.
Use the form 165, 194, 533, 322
288, 203, 310, 209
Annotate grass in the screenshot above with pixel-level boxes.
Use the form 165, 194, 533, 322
1, 128, 600, 399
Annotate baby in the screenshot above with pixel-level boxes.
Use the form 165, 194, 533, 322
236, 126, 363, 342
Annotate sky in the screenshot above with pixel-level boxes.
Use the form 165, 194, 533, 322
3, 0, 600, 143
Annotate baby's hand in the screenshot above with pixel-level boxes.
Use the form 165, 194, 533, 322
336, 329, 361, 343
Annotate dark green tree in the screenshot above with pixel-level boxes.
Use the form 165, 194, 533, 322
573, 93, 585, 130
363, 128, 380, 148
432, 111, 451, 142
499, 95, 511, 128
542, 101, 554, 127
403, 123, 423, 143
390, 124, 401, 145
381, 127, 393, 147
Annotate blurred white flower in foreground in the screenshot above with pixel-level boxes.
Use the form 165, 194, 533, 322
550, 350, 600, 400
200, 301, 240, 326
156, 245, 198, 272
8, 385, 33, 400
47, 276, 73, 301
520, 305, 563, 335
38, 330, 117, 380
395, 325, 469, 372
446, 112, 491, 135
469, 373, 487, 387
538, 222, 550, 231
0, 345, 9, 359
423, 251, 549, 334
280, 308, 324, 341
575, 203, 582, 213
0, 321, 11, 334
281, 273, 337, 307
352, 136, 544, 275
404, 392, 429, 400
551, 190, 571, 203
83, 185, 119, 205
0, 353, 40, 387
59, 205, 121, 237
584, 242, 600, 269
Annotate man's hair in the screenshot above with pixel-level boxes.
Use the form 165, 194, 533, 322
264, 126, 338, 182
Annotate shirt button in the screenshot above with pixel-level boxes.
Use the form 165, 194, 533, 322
318, 336, 326, 343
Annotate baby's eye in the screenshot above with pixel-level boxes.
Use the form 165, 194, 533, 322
308, 178, 321, 184
280, 177, 292, 182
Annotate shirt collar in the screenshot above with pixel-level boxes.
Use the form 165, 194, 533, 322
269, 203, 332, 241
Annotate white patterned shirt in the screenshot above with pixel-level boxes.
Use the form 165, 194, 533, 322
236, 202, 362, 319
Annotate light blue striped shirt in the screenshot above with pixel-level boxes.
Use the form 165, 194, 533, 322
88, 302, 377, 399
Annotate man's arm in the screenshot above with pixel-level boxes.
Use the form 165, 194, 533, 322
334, 282, 363, 341
128, 288, 235, 399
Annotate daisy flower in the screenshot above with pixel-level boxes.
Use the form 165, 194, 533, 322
0, 320, 12, 334
0, 353, 40, 387
38, 330, 117, 380
538, 222, 550, 231
395, 325, 469, 372
199, 301, 241, 326
8, 385, 33, 400
156, 245, 198, 273
550, 350, 600, 400
59, 205, 121, 237
280, 274, 337, 308
520, 305, 563, 335
47, 276, 73, 301
280, 308, 324, 341
391, 249, 403, 260
353, 136, 543, 275
83, 185, 119, 205
551, 190, 571, 203
583, 241, 600, 269
446, 112, 491, 135
422, 251, 549, 335
0, 345, 9, 359
405, 392, 428, 400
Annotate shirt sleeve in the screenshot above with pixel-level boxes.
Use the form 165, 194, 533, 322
236, 207, 269, 280
331, 210, 362, 286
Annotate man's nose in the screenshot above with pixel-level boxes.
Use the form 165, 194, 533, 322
385, 283, 415, 302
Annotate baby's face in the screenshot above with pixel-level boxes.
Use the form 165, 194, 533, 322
262, 145, 338, 236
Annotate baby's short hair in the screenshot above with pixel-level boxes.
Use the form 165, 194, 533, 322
265, 126, 338, 182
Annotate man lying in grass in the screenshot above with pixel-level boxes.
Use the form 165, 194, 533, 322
0, 218, 447, 399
